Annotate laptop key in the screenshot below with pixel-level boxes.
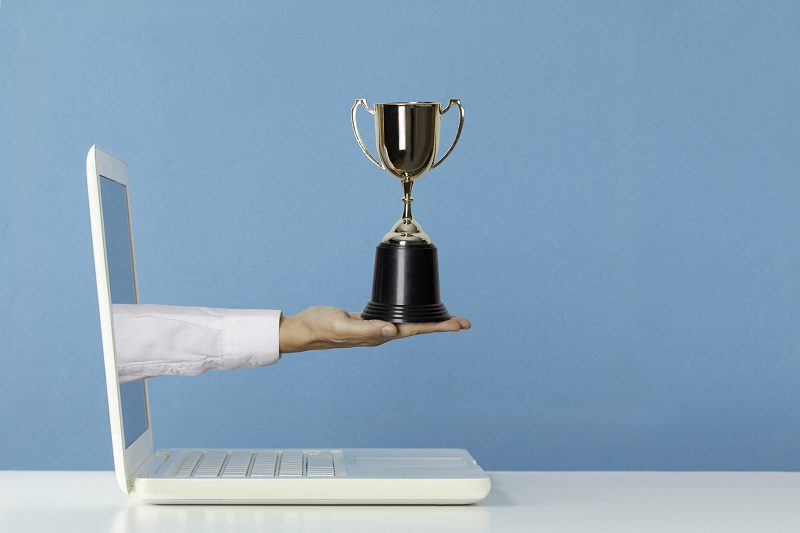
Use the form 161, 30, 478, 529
278, 451, 303, 477
306, 453, 335, 477
193, 451, 227, 478
175, 451, 203, 478
250, 452, 278, 477
221, 452, 253, 478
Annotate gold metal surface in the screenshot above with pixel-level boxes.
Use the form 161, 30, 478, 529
351, 99, 464, 245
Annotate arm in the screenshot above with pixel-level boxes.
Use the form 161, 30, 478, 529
112, 304, 470, 382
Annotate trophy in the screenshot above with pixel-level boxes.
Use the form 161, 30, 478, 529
351, 99, 465, 323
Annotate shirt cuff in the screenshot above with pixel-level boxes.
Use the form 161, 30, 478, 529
221, 309, 282, 371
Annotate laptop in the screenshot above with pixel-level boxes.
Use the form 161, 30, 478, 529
85, 145, 491, 504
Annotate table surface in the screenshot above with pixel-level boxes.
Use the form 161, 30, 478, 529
1, 471, 799, 532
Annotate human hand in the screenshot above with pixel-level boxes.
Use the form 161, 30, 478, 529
278, 306, 470, 353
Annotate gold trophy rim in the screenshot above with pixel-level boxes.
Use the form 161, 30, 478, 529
376, 101, 442, 106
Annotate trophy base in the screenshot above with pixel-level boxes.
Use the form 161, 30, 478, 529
362, 301, 451, 324
362, 243, 450, 324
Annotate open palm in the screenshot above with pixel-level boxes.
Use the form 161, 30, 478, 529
279, 306, 471, 353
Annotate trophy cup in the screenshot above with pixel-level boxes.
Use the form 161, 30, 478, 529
351, 99, 465, 323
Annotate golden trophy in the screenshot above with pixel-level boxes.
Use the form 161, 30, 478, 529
351, 99, 464, 322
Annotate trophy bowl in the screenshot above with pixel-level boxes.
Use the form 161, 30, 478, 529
375, 102, 440, 180
351, 99, 464, 323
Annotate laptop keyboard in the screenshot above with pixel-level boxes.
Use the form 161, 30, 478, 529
174, 451, 336, 478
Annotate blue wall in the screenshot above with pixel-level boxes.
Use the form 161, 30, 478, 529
2, 0, 799, 470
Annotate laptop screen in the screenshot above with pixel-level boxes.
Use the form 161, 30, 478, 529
100, 176, 149, 447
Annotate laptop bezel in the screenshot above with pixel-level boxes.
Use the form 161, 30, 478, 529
86, 145, 153, 493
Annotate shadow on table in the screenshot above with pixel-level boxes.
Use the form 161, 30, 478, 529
111, 499, 495, 532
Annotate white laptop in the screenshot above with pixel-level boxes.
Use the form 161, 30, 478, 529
85, 145, 491, 504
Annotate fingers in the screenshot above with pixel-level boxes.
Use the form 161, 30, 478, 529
451, 316, 471, 329
396, 318, 465, 338
335, 312, 470, 346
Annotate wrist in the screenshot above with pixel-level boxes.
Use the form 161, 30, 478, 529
279, 313, 309, 353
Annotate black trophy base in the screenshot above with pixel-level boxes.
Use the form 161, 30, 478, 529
362, 243, 450, 323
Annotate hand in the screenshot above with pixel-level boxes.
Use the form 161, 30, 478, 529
278, 306, 470, 353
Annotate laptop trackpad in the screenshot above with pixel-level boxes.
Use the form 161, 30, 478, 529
355, 456, 468, 469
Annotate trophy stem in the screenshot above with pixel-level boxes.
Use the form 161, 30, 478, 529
382, 177, 430, 244
401, 178, 414, 221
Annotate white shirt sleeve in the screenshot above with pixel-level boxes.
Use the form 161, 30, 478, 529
111, 304, 282, 383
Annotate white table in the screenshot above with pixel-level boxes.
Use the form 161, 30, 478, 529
1, 471, 798, 532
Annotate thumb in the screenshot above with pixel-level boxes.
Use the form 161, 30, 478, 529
338, 318, 397, 338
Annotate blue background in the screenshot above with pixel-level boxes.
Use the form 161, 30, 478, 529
2, 0, 799, 470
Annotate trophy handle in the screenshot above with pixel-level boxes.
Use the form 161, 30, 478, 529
351, 99, 384, 169
432, 99, 465, 169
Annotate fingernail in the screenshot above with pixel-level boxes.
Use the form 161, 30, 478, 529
382, 325, 396, 336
